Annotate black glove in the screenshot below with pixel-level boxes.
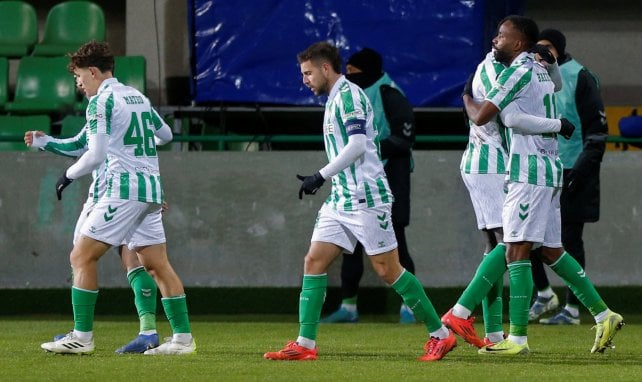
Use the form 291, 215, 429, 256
462, 73, 474, 98
296, 172, 325, 199
55, 171, 73, 200
530, 44, 556, 65
559, 118, 576, 139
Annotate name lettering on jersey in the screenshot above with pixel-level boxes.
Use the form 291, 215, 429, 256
536, 72, 552, 83
123, 95, 145, 105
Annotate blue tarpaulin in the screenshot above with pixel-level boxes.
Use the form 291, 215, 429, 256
188, 1, 523, 107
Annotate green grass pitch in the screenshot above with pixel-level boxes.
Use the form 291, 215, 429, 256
1, 314, 640, 382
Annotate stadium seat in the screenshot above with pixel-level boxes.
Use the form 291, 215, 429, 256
4, 57, 77, 114
115, 56, 147, 94
0, 57, 8, 110
60, 115, 86, 137
0, 1, 38, 57
0, 115, 51, 151
32, 1, 105, 57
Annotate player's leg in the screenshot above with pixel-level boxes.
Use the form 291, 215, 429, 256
444, 173, 506, 347
539, 247, 623, 352
540, 220, 585, 324
480, 182, 547, 355
367, 248, 455, 361
361, 205, 454, 361
320, 244, 363, 323
387, 162, 416, 324
265, 205, 348, 361
528, 247, 559, 321
394, 222, 417, 323
137, 243, 195, 355
115, 245, 159, 354
264, 241, 343, 361
480, 228, 505, 345
41, 199, 146, 354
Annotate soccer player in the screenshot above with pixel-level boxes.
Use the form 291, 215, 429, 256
455, 43, 570, 346
320, 47, 417, 324
39, 40, 195, 355
25, 125, 166, 354
446, 15, 623, 355
529, 29, 609, 326
263, 41, 456, 362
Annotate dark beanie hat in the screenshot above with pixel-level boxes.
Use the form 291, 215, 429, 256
539, 29, 566, 56
347, 47, 383, 75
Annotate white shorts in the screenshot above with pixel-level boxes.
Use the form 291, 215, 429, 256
461, 172, 505, 230
79, 198, 166, 249
502, 182, 562, 247
311, 203, 398, 255
74, 199, 129, 247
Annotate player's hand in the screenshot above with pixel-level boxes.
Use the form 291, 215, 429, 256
462, 73, 474, 98
24, 131, 45, 147
297, 172, 325, 199
55, 171, 73, 200
161, 201, 169, 213
530, 44, 556, 65
559, 118, 576, 139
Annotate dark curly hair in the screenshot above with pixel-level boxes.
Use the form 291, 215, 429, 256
67, 40, 114, 73
297, 41, 342, 74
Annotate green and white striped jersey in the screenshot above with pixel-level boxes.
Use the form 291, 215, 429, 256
461, 51, 509, 175
322, 76, 393, 211
486, 52, 563, 188
86, 78, 166, 203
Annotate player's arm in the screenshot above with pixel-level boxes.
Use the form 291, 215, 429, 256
379, 85, 414, 159
463, 94, 499, 126
150, 107, 173, 146
500, 103, 575, 138
297, 119, 367, 199
26, 126, 88, 157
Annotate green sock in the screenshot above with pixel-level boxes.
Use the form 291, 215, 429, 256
507, 260, 532, 337
298, 274, 327, 341
391, 270, 442, 332
482, 252, 504, 335
161, 295, 191, 334
458, 244, 507, 311
550, 252, 608, 316
127, 266, 157, 332
72, 286, 98, 332
342, 296, 357, 305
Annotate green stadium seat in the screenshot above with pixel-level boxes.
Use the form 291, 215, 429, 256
115, 56, 147, 94
0, 57, 8, 110
5, 57, 77, 114
0, 115, 50, 151
0, 1, 38, 57
32, 1, 105, 57
60, 115, 86, 137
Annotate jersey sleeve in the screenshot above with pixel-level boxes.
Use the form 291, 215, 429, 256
486, 63, 531, 111
339, 86, 367, 136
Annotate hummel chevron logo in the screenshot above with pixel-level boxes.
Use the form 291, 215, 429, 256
518, 203, 529, 221
377, 213, 388, 229
377, 213, 387, 221
141, 288, 152, 297
403, 122, 413, 137
104, 205, 118, 222
577, 270, 586, 278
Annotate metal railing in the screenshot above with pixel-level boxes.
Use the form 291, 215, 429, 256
2, 134, 641, 151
